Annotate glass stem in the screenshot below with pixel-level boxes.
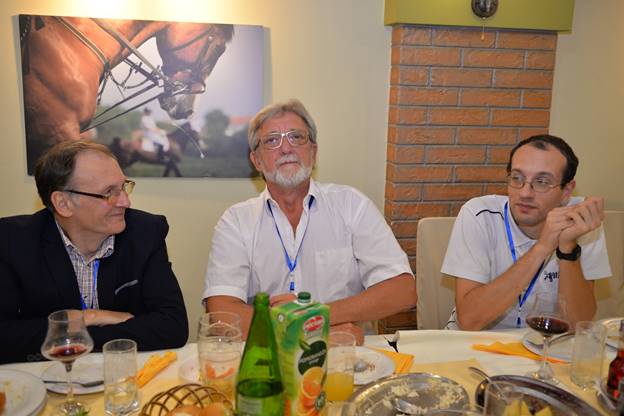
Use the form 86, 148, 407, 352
65, 362, 75, 405
539, 335, 551, 374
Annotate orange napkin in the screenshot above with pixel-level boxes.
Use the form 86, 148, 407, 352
472, 341, 566, 364
136, 351, 177, 387
373, 348, 414, 373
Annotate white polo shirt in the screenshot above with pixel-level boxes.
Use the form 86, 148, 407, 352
441, 195, 611, 330
203, 180, 413, 305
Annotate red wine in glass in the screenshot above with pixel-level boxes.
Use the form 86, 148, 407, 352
41, 310, 94, 415
524, 294, 568, 384
526, 316, 570, 337
47, 343, 90, 363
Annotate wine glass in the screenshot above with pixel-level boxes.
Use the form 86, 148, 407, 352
41, 309, 94, 415
525, 293, 569, 384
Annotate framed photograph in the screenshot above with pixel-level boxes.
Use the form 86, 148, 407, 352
19, 15, 264, 177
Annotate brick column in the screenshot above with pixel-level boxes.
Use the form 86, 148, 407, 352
386, 25, 556, 270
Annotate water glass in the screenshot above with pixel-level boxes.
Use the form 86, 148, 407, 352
326, 331, 356, 402
198, 311, 242, 341
483, 381, 525, 416
103, 339, 140, 416
571, 321, 607, 389
198, 337, 241, 402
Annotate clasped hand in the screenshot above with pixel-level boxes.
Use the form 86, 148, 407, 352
539, 196, 604, 252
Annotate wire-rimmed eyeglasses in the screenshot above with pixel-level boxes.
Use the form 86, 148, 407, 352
507, 174, 561, 193
64, 179, 135, 204
256, 130, 311, 150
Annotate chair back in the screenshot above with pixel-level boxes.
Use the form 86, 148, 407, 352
415, 211, 624, 329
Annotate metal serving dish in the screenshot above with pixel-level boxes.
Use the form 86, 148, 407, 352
344, 372, 470, 415
474, 375, 601, 416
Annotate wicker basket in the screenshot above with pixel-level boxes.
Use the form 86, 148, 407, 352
139, 383, 233, 416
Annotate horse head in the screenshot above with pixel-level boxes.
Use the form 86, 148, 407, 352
156, 23, 234, 120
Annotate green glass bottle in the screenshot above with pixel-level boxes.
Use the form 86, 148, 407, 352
236, 292, 284, 415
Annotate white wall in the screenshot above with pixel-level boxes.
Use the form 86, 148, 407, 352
0, 0, 392, 340
550, 0, 624, 210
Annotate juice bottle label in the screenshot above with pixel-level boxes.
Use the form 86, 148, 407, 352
271, 300, 329, 416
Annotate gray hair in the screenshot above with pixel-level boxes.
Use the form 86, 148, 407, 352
248, 99, 317, 150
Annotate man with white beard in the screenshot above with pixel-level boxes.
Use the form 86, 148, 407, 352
202, 99, 415, 343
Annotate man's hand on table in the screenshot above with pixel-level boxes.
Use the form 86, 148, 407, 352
270, 293, 297, 307
80, 309, 134, 326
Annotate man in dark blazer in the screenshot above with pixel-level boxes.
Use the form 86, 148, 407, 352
0, 140, 188, 363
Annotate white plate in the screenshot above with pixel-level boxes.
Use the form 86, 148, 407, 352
178, 347, 396, 386
178, 356, 201, 384
354, 346, 395, 385
521, 331, 574, 362
598, 317, 622, 350
41, 353, 104, 394
0, 369, 47, 416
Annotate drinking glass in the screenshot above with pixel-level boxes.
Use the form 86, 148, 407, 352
326, 331, 356, 402
525, 293, 569, 384
483, 381, 525, 416
103, 339, 140, 415
41, 309, 94, 415
571, 321, 607, 389
197, 312, 242, 403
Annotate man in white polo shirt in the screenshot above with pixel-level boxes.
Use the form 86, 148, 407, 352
442, 134, 611, 331
202, 99, 415, 343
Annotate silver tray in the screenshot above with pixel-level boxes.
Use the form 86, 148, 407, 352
344, 372, 470, 415
475, 375, 601, 416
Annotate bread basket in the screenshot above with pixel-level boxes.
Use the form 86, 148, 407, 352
139, 383, 233, 415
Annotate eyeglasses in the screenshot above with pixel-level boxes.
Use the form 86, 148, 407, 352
507, 174, 561, 193
65, 180, 135, 204
256, 130, 310, 150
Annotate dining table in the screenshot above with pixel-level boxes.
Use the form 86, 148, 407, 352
0, 328, 613, 415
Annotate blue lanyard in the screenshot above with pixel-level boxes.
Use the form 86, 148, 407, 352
79, 259, 99, 310
504, 202, 543, 327
267, 197, 314, 293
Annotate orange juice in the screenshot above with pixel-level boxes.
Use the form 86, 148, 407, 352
325, 372, 353, 402
271, 294, 329, 416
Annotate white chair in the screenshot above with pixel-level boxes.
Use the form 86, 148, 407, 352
415, 211, 624, 330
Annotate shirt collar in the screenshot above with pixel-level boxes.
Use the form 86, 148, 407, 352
55, 221, 115, 262
263, 179, 317, 213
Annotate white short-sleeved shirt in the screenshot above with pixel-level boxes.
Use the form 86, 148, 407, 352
203, 180, 413, 305
441, 195, 612, 330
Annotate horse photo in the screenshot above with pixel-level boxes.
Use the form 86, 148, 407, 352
18, 15, 263, 177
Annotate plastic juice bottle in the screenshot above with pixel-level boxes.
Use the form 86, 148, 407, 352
271, 292, 329, 416
236, 292, 284, 415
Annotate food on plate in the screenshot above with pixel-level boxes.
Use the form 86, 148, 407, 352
165, 403, 232, 416
0, 390, 5, 414
503, 400, 552, 416
136, 351, 177, 387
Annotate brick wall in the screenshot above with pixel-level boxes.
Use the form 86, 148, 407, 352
386, 25, 557, 270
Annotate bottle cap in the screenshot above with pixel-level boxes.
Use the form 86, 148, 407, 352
297, 292, 311, 303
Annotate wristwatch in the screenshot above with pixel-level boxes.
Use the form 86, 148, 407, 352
556, 244, 581, 261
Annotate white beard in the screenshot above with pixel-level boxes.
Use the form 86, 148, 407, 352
263, 154, 313, 188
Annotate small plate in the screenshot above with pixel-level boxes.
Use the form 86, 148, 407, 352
345, 372, 470, 416
41, 353, 104, 394
354, 346, 395, 385
178, 356, 201, 384
598, 317, 622, 350
0, 369, 47, 416
521, 331, 574, 362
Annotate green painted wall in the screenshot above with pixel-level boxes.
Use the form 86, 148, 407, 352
385, 0, 574, 32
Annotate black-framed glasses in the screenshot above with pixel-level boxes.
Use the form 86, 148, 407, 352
507, 174, 561, 193
65, 180, 135, 204
256, 130, 310, 150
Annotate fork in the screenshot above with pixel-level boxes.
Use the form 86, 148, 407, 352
43, 379, 104, 388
